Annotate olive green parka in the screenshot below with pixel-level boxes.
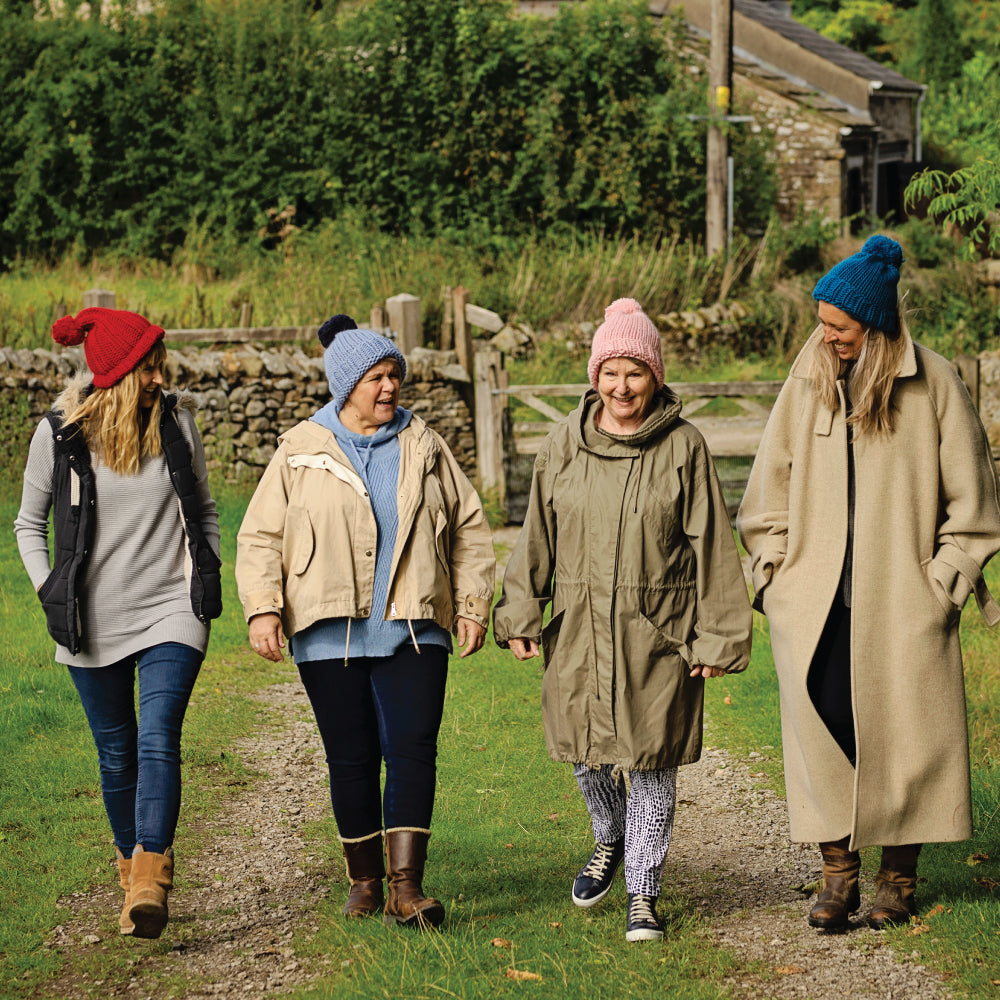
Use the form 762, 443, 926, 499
493, 388, 752, 770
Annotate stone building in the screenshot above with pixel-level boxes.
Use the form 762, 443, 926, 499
519, 0, 926, 227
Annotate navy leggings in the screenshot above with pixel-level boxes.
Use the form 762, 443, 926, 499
807, 595, 857, 766
297, 646, 448, 839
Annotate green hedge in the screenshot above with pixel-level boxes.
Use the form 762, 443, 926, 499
0, 0, 776, 262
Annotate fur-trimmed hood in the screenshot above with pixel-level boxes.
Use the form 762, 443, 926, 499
53, 372, 197, 419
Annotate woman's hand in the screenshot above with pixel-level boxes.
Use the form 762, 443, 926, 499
689, 664, 726, 679
249, 612, 285, 662
508, 637, 540, 661
455, 616, 486, 658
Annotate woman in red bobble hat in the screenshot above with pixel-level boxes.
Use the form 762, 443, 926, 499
494, 298, 751, 942
14, 307, 222, 939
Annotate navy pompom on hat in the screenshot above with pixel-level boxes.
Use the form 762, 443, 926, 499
812, 235, 904, 333
319, 314, 407, 411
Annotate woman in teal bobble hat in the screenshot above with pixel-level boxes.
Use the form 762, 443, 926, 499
739, 235, 1000, 931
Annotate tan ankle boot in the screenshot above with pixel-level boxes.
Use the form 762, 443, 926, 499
808, 837, 861, 929
127, 845, 174, 939
116, 848, 134, 935
341, 832, 385, 918
383, 828, 445, 929
868, 844, 921, 929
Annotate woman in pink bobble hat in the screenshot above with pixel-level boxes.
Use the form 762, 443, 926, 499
494, 298, 751, 941
14, 307, 222, 940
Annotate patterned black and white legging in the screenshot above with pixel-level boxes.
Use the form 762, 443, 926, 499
573, 762, 678, 897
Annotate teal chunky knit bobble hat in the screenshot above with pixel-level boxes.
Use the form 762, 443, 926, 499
812, 235, 904, 334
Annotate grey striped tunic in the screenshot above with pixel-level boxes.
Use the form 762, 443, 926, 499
14, 404, 220, 668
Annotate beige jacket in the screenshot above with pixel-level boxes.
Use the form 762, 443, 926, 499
236, 415, 495, 638
494, 389, 751, 771
738, 328, 1000, 848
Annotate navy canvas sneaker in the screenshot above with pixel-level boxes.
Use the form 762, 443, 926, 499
625, 893, 664, 942
571, 839, 625, 907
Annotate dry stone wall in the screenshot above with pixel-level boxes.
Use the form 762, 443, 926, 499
2, 344, 476, 481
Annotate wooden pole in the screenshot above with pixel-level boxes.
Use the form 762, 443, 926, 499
453, 286, 474, 377
386, 293, 422, 353
706, 0, 733, 258
474, 350, 506, 512
83, 289, 116, 309
440, 286, 454, 351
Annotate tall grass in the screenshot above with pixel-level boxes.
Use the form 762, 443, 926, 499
2, 217, 994, 360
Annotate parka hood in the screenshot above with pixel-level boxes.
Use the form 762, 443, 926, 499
574, 386, 683, 455
53, 372, 194, 418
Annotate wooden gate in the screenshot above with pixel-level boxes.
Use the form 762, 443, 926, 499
474, 350, 784, 523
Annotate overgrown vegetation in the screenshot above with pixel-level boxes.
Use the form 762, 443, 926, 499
0, 0, 775, 264
2, 215, 995, 364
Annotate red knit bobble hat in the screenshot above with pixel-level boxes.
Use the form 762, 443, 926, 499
51, 308, 165, 388
587, 298, 664, 390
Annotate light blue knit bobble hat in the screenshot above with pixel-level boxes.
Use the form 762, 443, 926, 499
812, 234, 904, 334
319, 314, 407, 412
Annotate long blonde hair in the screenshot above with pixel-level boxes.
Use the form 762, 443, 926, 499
57, 341, 168, 475
807, 313, 909, 438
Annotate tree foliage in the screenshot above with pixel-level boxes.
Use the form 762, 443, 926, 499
0, 0, 775, 263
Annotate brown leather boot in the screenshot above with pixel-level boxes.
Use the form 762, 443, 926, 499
868, 844, 921, 929
127, 845, 174, 939
116, 848, 134, 936
341, 832, 385, 918
383, 828, 445, 928
808, 837, 861, 929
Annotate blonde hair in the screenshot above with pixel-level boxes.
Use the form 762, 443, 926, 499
57, 341, 168, 475
808, 313, 908, 438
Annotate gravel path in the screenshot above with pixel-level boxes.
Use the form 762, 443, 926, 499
39, 531, 953, 999
41, 679, 953, 1000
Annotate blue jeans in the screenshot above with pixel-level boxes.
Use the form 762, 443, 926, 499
69, 643, 203, 855
298, 646, 448, 839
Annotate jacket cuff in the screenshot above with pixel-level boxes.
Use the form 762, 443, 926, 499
243, 590, 283, 623
457, 594, 491, 620
931, 544, 977, 609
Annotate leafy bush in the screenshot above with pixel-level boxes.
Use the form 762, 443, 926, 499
0, 0, 777, 263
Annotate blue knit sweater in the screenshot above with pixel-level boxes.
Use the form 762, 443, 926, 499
289, 404, 451, 664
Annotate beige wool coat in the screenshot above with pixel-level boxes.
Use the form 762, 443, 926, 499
494, 389, 752, 771
738, 328, 1000, 848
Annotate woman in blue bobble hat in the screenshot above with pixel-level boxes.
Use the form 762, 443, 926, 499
739, 235, 1000, 930
236, 316, 494, 929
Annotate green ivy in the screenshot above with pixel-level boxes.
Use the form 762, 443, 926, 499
0, 0, 776, 262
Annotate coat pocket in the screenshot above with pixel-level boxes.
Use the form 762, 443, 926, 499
540, 609, 566, 672
922, 557, 959, 624
283, 506, 316, 578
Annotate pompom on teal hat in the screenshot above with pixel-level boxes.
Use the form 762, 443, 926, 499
812, 235, 904, 334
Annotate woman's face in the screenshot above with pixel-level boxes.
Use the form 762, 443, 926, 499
818, 302, 866, 361
137, 358, 164, 408
596, 357, 657, 431
341, 359, 402, 435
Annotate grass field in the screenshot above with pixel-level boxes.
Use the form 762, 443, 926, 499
2, 479, 999, 998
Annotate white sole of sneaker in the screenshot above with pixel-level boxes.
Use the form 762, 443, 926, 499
571, 883, 614, 908
625, 928, 664, 942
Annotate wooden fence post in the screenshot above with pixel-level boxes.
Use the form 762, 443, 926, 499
370, 305, 385, 333
955, 354, 981, 412
453, 286, 473, 378
83, 289, 116, 309
239, 302, 254, 329
386, 293, 422, 353
475, 350, 506, 513
440, 286, 454, 351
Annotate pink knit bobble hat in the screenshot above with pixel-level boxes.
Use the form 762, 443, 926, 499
587, 298, 664, 390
